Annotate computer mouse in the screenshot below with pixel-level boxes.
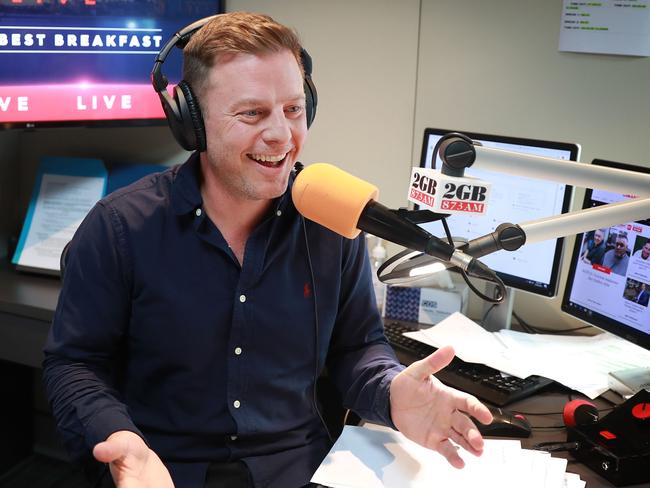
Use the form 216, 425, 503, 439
472, 407, 532, 438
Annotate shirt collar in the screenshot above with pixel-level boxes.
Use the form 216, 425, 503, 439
170, 152, 295, 216
171, 152, 203, 216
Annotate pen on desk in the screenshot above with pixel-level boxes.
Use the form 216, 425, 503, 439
533, 441, 580, 452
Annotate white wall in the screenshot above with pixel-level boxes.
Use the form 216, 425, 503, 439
415, 0, 650, 166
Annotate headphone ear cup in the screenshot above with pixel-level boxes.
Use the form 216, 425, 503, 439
304, 77, 317, 129
174, 81, 207, 152
300, 48, 317, 129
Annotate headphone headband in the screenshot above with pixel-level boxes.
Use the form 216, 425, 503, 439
151, 15, 221, 93
151, 15, 317, 151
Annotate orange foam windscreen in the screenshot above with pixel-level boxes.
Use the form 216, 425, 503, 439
292, 163, 379, 239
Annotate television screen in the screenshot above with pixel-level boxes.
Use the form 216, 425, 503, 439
0, 0, 223, 129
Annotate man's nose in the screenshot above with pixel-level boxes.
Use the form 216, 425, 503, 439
262, 110, 291, 145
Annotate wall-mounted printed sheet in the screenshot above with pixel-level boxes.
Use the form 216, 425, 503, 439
559, 0, 650, 56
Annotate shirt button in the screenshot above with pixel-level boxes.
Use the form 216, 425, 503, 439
239, 294, 246, 303
195, 208, 202, 217
230, 435, 238, 441
233, 400, 241, 409
276, 210, 282, 217
234, 347, 242, 355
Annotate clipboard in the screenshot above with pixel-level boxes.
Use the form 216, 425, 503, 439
12, 157, 107, 275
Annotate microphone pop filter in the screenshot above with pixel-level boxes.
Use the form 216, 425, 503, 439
292, 163, 379, 239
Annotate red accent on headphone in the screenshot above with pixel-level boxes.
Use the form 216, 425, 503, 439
563, 399, 599, 427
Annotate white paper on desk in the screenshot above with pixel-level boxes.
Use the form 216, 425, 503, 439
564, 472, 586, 488
496, 329, 610, 398
311, 424, 572, 488
533, 451, 568, 488
401, 312, 650, 399
403, 312, 538, 379
497, 329, 650, 399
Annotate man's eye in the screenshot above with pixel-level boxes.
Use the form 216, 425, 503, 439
286, 105, 303, 114
242, 110, 259, 117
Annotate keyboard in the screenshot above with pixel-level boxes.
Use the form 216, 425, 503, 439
383, 320, 554, 406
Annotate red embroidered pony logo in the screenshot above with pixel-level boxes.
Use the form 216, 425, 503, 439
303, 282, 312, 298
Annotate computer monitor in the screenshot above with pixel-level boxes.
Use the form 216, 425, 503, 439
419, 128, 580, 329
562, 159, 650, 353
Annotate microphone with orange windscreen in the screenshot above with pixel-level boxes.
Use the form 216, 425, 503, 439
291, 163, 494, 280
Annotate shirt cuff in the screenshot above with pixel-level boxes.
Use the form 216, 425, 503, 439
84, 407, 147, 451
373, 365, 404, 430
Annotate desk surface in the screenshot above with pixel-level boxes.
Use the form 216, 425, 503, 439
0, 263, 59, 368
0, 262, 59, 322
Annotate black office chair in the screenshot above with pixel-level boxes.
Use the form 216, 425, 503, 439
59, 241, 71, 280
316, 374, 361, 441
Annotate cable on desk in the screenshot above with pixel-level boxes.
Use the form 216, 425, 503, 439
533, 441, 580, 453
512, 311, 592, 335
567, 391, 618, 414
482, 303, 498, 324
514, 410, 566, 416
440, 218, 506, 304
514, 406, 614, 418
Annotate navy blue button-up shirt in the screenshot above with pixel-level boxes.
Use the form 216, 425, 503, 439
43, 153, 404, 487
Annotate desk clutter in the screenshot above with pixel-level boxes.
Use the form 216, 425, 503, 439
383, 284, 468, 326
312, 423, 585, 488
566, 389, 650, 487
383, 320, 554, 406
402, 312, 650, 400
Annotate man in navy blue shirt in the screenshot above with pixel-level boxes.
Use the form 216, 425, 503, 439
43, 12, 492, 488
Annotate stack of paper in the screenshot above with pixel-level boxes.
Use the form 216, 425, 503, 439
403, 312, 650, 399
312, 424, 584, 488
12, 157, 107, 275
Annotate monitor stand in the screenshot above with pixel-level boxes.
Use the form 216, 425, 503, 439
481, 283, 514, 332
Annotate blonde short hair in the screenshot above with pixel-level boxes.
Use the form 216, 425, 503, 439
183, 12, 304, 98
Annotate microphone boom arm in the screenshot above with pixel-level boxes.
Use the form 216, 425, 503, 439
378, 140, 650, 285
443, 143, 650, 246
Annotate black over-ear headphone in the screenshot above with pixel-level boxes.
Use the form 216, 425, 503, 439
151, 15, 318, 152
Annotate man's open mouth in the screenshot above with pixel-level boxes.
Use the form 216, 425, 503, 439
248, 152, 288, 168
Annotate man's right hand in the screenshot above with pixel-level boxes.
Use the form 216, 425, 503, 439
93, 430, 174, 488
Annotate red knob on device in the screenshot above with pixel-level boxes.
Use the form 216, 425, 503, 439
631, 403, 650, 420
563, 399, 599, 427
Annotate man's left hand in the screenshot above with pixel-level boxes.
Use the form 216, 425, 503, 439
389, 345, 493, 468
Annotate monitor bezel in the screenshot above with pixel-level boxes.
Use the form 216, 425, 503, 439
1, 118, 169, 132
561, 158, 650, 351
0, 1, 223, 131
419, 127, 579, 297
